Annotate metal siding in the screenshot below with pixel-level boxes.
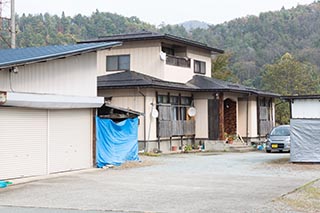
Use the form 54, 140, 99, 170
0, 107, 48, 179
2, 53, 96, 97
0, 69, 10, 91
48, 109, 91, 173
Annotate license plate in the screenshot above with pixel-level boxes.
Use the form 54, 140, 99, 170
272, 144, 278, 149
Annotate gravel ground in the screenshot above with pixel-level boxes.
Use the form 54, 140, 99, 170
0, 152, 319, 213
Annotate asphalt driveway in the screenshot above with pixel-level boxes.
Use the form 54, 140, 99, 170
0, 152, 319, 213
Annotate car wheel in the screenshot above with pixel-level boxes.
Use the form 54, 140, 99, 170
266, 150, 271, 153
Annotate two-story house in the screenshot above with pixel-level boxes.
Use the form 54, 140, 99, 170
81, 31, 278, 152
0, 42, 121, 179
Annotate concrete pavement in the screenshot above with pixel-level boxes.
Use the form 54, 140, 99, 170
0, 152, 319, 213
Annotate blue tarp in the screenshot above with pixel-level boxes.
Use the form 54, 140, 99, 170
96, 117, 140, 168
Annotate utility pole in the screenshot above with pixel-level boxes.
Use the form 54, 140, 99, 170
10, 0, 14, 48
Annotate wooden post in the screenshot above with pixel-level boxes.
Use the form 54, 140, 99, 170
257, 96, 261, 140
219, 92, 224, 140
92, 109, 97, 167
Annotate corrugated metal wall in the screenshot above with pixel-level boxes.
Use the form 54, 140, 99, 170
0, 53, 97, 96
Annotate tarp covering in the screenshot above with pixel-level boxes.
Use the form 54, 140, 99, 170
290, 119, 320, 162
96, 117, 139, 167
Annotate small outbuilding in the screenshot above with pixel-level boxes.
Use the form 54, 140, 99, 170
282, 95, 320, 162
0, 42, 121, 179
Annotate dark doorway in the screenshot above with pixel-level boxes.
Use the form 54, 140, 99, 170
224, 99, 237, 135
208, 99, 220, 140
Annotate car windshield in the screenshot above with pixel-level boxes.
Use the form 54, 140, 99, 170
270, 126, 290, 136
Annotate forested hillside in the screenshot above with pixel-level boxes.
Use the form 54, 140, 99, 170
0, 10, 156, 48
1, 2, 320, 93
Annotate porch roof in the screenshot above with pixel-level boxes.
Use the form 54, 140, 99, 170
98, 70, 197, 91
98, 71, 279, 97
188, 75, 280, 97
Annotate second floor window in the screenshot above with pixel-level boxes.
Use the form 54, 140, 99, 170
106, 55, 130, 71
194, 60, 206, 74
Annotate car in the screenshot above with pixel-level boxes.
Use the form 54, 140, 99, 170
265, 125, 290, 153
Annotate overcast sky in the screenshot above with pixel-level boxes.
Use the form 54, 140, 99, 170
3, 0, 315, 25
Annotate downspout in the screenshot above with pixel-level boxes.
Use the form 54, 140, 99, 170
138, 87, 147, 151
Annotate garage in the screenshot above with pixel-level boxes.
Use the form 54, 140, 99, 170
48, 109, 92, 173
0, 42, 121, 180
0, 107, 48, 179
0, 107, 93, 179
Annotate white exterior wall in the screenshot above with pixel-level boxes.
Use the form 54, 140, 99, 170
0, 53, 97, 96
238, 99, 248, 138
194, 99, 208, 138
97, 41, 212, 84
238, 96, 261, 138
97, 41, 164, 79
248, 97, 258, 138
163, 47, 211, 83
98, 89, 147, 141
272, 101, 276, 126
291, 99, 320, 118
98, 88, 197, 142
145, 93, 158, 141
194, 92, 213, 139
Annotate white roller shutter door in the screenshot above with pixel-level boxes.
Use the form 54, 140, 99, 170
48, 109, 92, 173
0, 107, 48, 179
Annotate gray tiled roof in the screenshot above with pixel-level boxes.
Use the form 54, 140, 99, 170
0, 42, 121, 69
98, 71, 197, 91
79, 31, 224, 54
188, 75, 279, 97
98, 71, 279, 97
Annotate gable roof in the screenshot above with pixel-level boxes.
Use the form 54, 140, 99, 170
0, 42, 122, 69
98, 70, 196, 91
188, 75, 279, 97
79, 31, 224, 54
98, 71, 279, 97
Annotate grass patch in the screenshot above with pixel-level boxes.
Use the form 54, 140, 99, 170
139, 152, 161, 157
276, 179, 320, 212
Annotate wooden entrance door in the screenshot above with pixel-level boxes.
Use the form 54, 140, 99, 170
208, 99, 220, 140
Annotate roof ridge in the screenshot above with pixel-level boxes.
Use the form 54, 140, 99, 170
98, 30, 160, 39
